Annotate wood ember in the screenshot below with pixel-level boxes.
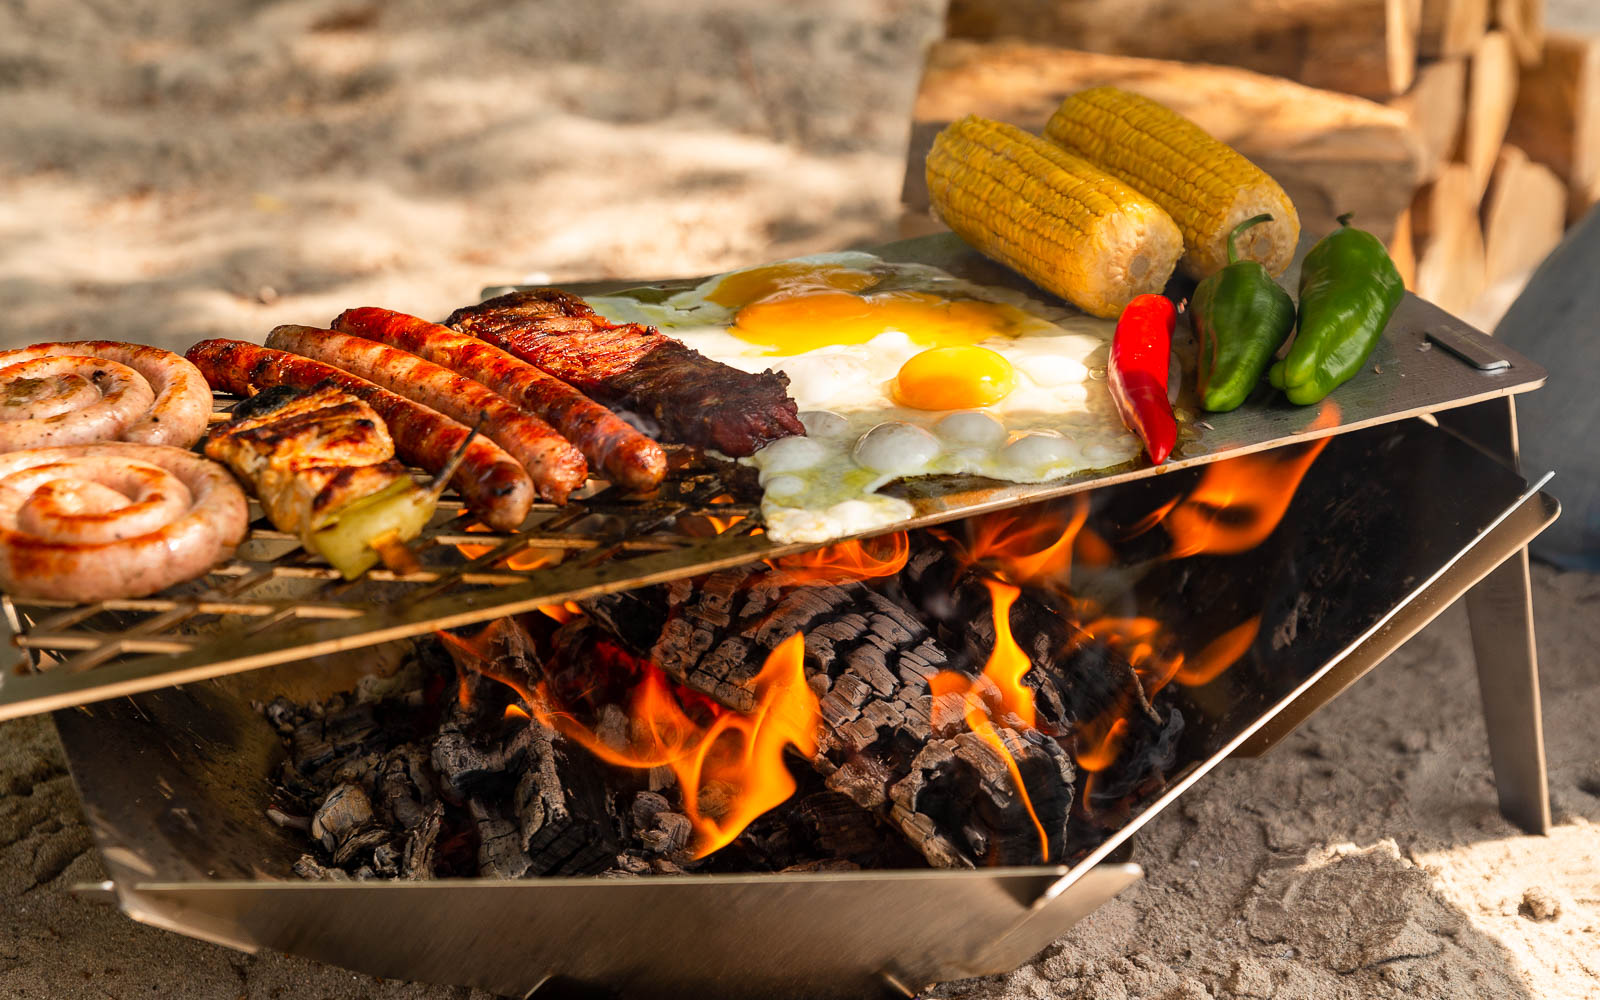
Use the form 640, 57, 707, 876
269, 524, 1194, 878
578, 550, 1178, 868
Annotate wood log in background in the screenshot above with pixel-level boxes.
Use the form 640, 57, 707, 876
1413, 163, 1488, 313
1505, 31, 1600, 222
902, 41, 1424, 245
1494, 0, 1546, 66
1482, 144, 1567, 284
1391, 207, 1418, 288
1420, 0, 1489, 57
943, 0, 1421, 100
1388, 57, 1467, 182
1459, 30, 1520, 201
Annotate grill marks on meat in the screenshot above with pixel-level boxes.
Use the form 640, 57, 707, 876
203, 384, 412, 540
266, 325, 588, 505
187, 339, 533, 531
330, 308, 666, 492
446, 290, 804, 457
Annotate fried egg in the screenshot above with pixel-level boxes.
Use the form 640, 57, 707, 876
589, 252, 1142, 544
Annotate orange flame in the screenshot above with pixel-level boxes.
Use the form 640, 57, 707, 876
1174, 616, 1261, 687
534, 633, 819, 859
454, 523, 564, 571
769, 532, 909, 585
928, 579, 1047, 861
1158, 406, 1339, 558
538, 601, 584, 624
959, 497, 1090, 585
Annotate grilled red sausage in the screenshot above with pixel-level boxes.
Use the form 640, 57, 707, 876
186, 340, 533, 531
332, 308, 666, 491
265, 325, 587, 504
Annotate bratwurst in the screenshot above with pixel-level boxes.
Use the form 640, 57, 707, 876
0, 342, 212, 449
0, 443, 248, 601
265, 324, 589, 503
332, 308, 666, 491
186, 339, 533, 531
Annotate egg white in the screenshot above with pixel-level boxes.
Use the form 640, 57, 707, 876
589, 252, 1143, 544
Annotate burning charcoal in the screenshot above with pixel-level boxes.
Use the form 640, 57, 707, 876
375, 746, 437, 831
290, 702, 379, 773
430, 721, 536, 801
332, 827, 391, 867
630, 791, 672, 829
260, 696, 303, 735
292, 854, 352, 881
794, 792, 888, 861
780, 859, 861, 873
512, 725, 619, 876
469, 798, 533, 879
311, 783, 374, 852
889, 727, 1075, 867
401, 802, 445, 879
581, 564, 1090, 868
639, 811, 693, 856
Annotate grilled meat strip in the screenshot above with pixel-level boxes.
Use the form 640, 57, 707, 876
446, 290, 804, 457
207, 385, 406, 536
333, 307, 667, 491
187, 340, 532, 532
204, 385, 436, 579
267, 325, 588, 504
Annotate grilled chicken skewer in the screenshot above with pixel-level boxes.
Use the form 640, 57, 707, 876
203, 384, 436, 579
187, 339, 533, 532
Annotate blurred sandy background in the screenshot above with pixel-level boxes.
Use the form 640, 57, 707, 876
1, 1, 1597, 998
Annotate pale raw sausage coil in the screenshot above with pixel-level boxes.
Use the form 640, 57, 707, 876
0, 342, 213, 451
0, 443, 249, 601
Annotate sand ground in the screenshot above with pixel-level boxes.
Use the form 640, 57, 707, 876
2, 1, 1598, 997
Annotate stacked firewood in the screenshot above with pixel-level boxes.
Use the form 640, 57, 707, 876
905, 0, 1598, 325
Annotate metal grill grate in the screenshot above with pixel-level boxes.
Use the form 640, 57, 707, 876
0, 394, 788, 716
0, 234, 1549, 722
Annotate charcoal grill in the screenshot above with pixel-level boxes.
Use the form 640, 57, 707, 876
5, 234, 1559, 999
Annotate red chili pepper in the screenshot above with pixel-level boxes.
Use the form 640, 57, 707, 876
1108, 293, 1178, 465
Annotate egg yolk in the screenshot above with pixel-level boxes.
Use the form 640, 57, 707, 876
892, 346, 1016, 410
708, 261, 879, 307
712, 263, 1030, 356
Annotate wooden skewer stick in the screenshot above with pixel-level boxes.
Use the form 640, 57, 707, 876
372, 530, 424, 576
425, 412, 488, 504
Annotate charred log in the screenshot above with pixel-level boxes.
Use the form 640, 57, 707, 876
580, 563, 1082, 867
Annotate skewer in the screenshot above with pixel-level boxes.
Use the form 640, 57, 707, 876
424, 412, 487, 504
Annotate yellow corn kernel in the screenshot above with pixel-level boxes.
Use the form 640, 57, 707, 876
925, 115, 1183, 319
1045, 86, 1300, 280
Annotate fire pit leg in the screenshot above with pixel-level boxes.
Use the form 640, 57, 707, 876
1446, 396, 1552, 835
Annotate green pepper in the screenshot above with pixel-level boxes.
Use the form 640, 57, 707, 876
1269, 213, 1404, 405
1190, 214, 1297, 412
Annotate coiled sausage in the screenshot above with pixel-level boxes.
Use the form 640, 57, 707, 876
0, 443, 248, 602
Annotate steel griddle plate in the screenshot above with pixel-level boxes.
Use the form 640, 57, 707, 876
1, 233, 1545, 721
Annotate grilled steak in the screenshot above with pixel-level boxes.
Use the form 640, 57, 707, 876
445, 290, 804, 457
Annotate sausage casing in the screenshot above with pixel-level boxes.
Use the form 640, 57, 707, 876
186, 339, 533, 532
332, 308, 666, 491
0, 443, 247, 601
0, 341, 211, 448
265, 325, 588, 503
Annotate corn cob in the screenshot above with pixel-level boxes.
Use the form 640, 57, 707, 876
1044, 87, 1300, 280
925, 115, 1183, 319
